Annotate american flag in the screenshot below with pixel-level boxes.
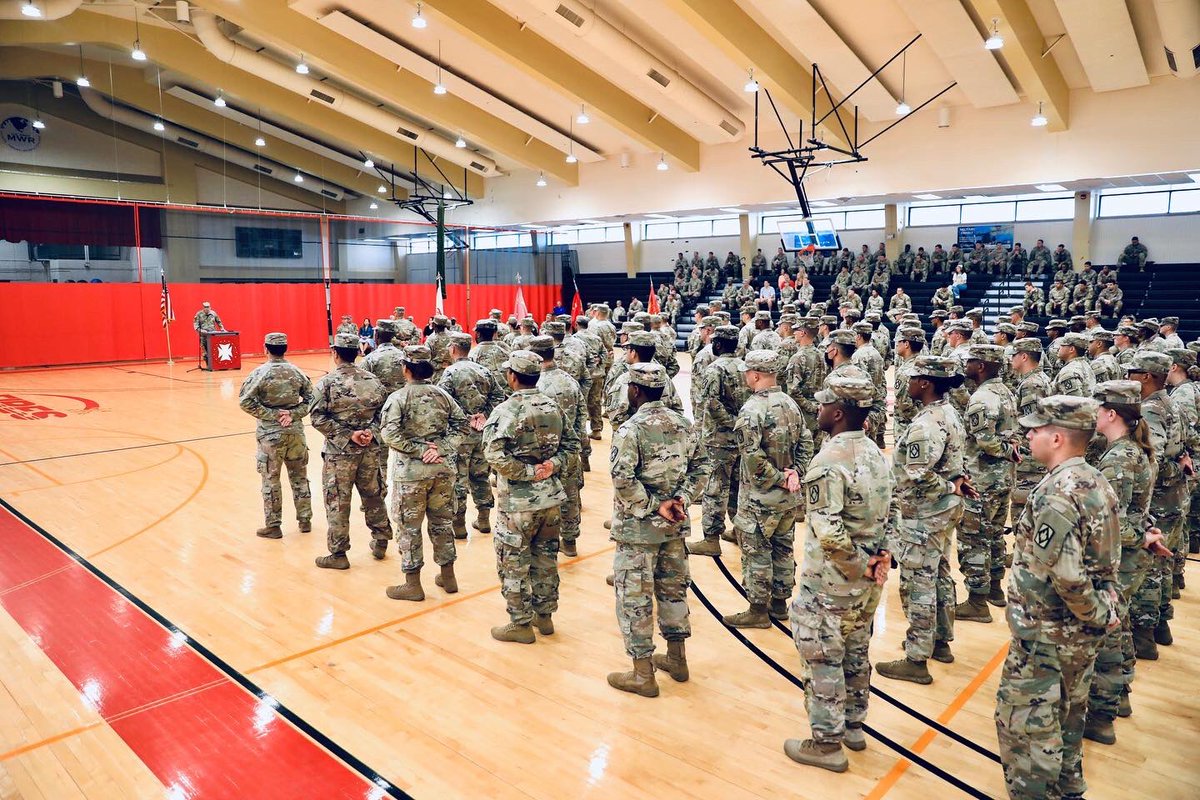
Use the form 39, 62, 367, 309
159, 273, 175, 328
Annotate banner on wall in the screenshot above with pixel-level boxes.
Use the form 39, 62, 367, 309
957, 224, 1014, 250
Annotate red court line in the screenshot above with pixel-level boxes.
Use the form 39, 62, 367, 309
0, 505, 394, 799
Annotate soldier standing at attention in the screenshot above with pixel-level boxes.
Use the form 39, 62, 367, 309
380, 346, 469, 601
607, 362, 709, 697
723, 350, 812, 628
528, 336, 586, 558
425, 314, 454, 380
238, 332, 314, 539
1054, 334, 1097, 397
309, 332, 394, 569
484, 350, 576, 643
877, 356, 975, 683
688, 325, 749, 558
1010, 339, 1053, 527
957, 345, 1020, 622
996, 396, 1119, 800
890, 327, 925, 444
1088, 331, 1120, 384
439, 333, 505, 539
784, 375, 894, 773
607, 331, 685, 426
1085, 380, 1171, 746
363, 319, 408, 494
574, 315, 606, 450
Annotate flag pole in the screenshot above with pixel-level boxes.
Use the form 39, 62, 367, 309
165, 320, 174, 366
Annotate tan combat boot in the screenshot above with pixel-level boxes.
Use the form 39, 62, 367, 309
491, 622, 535, 644
724, 603, 772, 629
932, 640, 954, 664
386, 571, 425, 601
434, 563, 458, 594
370, 540, 389, 560
1118, 690, 1132, 717
769, 598, 789, 621
315, 553, 349, 570
875, 657, 933, 685
452, 510, 468, 540
651, 640, 688, 682
1083, 715, 1116, 745
843, 726, 866, 752
605, 574, 615, 587
720, 528, 737, 543
256, 525, 283, 539
955, 593, 993, 623
561, 539, 578, 558
581, 453, 591, 472
298, 520, 312, 533
987, 579, 1007, 607
533, 614, 554, 635
1154, 619, 1173, 646
472, 510, 491, 533
607, 657, 660, 697
783, 739, 848, 773
686, 536, 722, 557
1133, 626, 1158, 660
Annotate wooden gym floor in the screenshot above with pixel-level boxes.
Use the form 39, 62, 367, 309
0, 353, 1196, 799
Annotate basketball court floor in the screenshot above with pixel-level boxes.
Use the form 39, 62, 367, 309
0, 353, 1196, 799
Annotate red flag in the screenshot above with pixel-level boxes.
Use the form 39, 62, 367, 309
159, 273, 175, 328
570, 274, 583, 320
647, 278, 660, 315
513, 274, 528, 321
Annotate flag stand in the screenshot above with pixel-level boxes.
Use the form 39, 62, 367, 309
165, 325, 174, 365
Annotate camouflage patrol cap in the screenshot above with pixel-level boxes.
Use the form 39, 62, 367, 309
596, 303, 611, 313
851, 321, 873, 336
489, 308, 502, 317
911, 355, 959, 379
965, 308, 983, 320
796, 316, 819, 331
1090, 329, 1114, 343
967, 344, 1006, 363
949, 305, 964, 314
901, 313, 920, 322
741, 349, 786, 374
996, 323, 1017, 337
930, 309, 949, 320
754, 310, 772, 321
865, 311, 883, 322
819, 315, 838, 327
628, 331, 659, 348
1124, 351, 1171, 376
1012, 338, 1043, 354
944, 320, 973, 335
843, 310, 862, 322
333, 332, 359, 349
1008, 306, 1024, 316
1069, 315, 1086, 327
401, 344, 432, 363
815, 374, 874, 407
1059, 333, 1088, 352
1019, 321, 1040, 334
1093, 380, 1141, 408
447, 332, 473, 348
897, 327, 927, 344
475, 318, 497, 331
542, 320, 567, 335
700, 315, 720, 328
621, 321, 645, 334
1018, 395, 1099, 431
695, 304, 710, 314
507, 315, 518, 324
502, 350, 542, 376
829, 328, 857, 346
556, 313, 572, 323
740, 305, 757, 316
712, 324, 740, 342
1162, 316, 1180, 326
395, 306, 406, 315
1167, 348, 1196, 369
1085, 310, 1101, 320
627, 361, 668, 389
1046, 318, 1068, 330
527, 335, 555, 353
715, 311, 732, 323
811, 303, 828, 314
432, 314, 450, 327
1138, 317, 1160, 330
575, 315, 589, 326
633, 312, 652, 324
202, 301, 211, 308
1189, 340, 1200, 353
777, 313, 798, 327
781, 303, 797, 313
264, 332, 287, 346
375, 319, 399, 334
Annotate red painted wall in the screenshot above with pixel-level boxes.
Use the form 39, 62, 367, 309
0, 282, 561, 369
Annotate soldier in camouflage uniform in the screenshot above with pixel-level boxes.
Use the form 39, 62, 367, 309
1165, 348, 1200, 595
942, 321, 974, 417
483, 350, 577, 643
1084, 380, 1168, 746
1127, 351, 1194, 658
750, 310, 782, 350
309, 332, 394, 569
689, 317, 718, 414
878, 355, 972, 683
956, 345, 1020, 622
1054, 333, 1096, 397
647, 314, 680, 378
193, 301, 223, 369
607, 331, 685, 427
439, 333, 505, 538
687, 326, 748, 557
1027, 239, 1051, 278
362, 319, 408, 495
380, 346, 469, 600
1117, 236, 1148, 271
890, 327, 926, 458
607, 362, 709, 697
1113, 324, 1138, 369
783, 317, 826, 439
1087, 331, 1119, 384
851, 322, 885, 415
470, 319, 511, 399
723, 350, 812, 628
784, 375, 894, 773
776, 314, 799, 362
1009, 339, 1053, 527
392, 306, 421, 342
424, 314, 454, 381
238, 332, 314, 539
996, 395, 1119, 800
574, 315, 607, 451
545, 320, 592, 473
335, 314, 357, 336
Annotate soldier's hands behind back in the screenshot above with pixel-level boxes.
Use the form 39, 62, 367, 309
1144, 527, 1173, 558
533, 461, 555, 481
866, 551, 891, 586
954, 476, 979, 500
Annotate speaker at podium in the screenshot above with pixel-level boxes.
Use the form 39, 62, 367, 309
200, 330, 241, 371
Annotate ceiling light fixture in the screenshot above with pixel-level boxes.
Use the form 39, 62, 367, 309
254, 136, 266, 147
576, 104, 589, 125
293, 172, 304, 183
32, 118, 45, 129
433, 41, 447, 94
656, 154, 669, 171
565, 151, 578, 164
895, 50, 910, 115
370, 202, 379, 210
1035, 183, 1067, 192
743, 68, 759, 93
363, 157, 374, 169
295, 56, 309, 75
21, 1, 41, 18
536, 172, 547, 187
377, 184, 387, 193
153, 119, 165, 131
914, 193, 941, 200
129, 5, 147, 61
214, 93, 226, 107
1031, 101, 1048, 127
412, 2, 427, 29
76, 45, 90, 87
984, 18, 1004, 50
719, 207, 747, 213
455, 134, 466, 148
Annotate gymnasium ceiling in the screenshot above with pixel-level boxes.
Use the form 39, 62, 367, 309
0, 0, 1191, 202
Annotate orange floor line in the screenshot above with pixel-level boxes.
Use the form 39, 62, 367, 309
246, 544, 616, 675
0, 445, 62, 486
863, 640, 1010, 800
0, 722, 104, 762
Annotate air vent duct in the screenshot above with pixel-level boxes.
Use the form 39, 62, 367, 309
1154, 0, 1200, 78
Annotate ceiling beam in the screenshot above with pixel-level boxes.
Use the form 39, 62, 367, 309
966, 0, 1070, 130
0, 11, 481, 195
658, 0, 852, 149
1053, 0, 1148, 92
416, 0, 700, 170
188, 0, 578, 185
0, 48, 405, 200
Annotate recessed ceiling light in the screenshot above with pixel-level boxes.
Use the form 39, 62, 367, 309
914, 193, 941, 200
1035, 184, 1067, 192
809, 200, 837, 208
719, 207, 748, 213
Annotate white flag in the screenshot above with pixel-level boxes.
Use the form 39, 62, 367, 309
513, 273, 528, 321
434, 274, 445, 316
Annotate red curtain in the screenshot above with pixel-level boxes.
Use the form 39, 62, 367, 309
0, 282, 560, 369
0, 199, 161, 248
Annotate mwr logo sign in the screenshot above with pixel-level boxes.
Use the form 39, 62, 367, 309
0, 393, 100, 421
0, 116, 41, 152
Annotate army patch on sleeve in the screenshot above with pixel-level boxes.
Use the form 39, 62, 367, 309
1034, 523, 1055, 549
966, 409, 985, 433
609, 446, 618, 464
1029, 497, 1075, 562
905, 438, 929, 465
1060, 377, 1079, 394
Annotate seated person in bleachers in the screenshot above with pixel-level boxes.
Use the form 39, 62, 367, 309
686, 269, 703, 301
947, 243, 965, 272
1096, 280, 1123, 318
780, 280, 796, 307
967, 242, 987, 273
894, 243, 915, 276
1096, 264, 1118, 286
951, 265, 968, 299
986, 245, 1009, 276
911, 252, 930, 282
866, 288, 884, 315
628, 296, 644, 314
771, 247, 789, 275
1069, 280, 1092, 315
750, 248, 768, 278
830, 265, 851, 301
703, 260, 720, 293
1118, 235, 1148, 271
673, 270, 688, 295
721, 282, 738, 307
690, 250, 704, 274
1052, 243, 1073, 273
759, 279, 777, 311
705, 251, 720, 276
673, 252, 688, 278
1046, 279, 1070, 316
1009, 243, 1028, 277
736, 281, 755, 307
887, 286, 912, 323
612, 301, 626, 324
795, 276, 814, 314
872, 241, 888, 264
931, 244, 949, 275
842, 288, 864, 315
724, 250, 741, 280
932, 283, 953, 311
849, 259, 870, 295
870, 256, 891, 294
1028, 239, 1051, 278
1023, 280, 1045, 316
1077, 261, 1099, 290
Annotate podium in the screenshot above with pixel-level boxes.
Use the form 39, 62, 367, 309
200, 330, 241, 371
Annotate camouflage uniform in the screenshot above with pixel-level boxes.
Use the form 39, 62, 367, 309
381, 347, 470, 574
610, 364, 709, 659
1011, 347, 1053, 516
439, 348, 505, 533
238, 340, 313, 531
733, 353, 812, 609
469, 336, 511, 397
574, 323, 607, 440
309, 346, 394, 557
996, 398, 1118, 800
960, 359, 1020, 601
363, 323, 408, 493
892, 369, 966, 660
534, 339, 587, 547
697, 336, 750, 547
483, 352, 577, 626
1118, 240, 1148, 270
784, 341, 825, 435
425, 317, 454, 381
791, 377, 893, 748
1053, 338, 1096, 397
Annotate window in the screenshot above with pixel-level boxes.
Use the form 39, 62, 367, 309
712, 217, 740, 236
234, 227, 303, 259
606, 225, 625, 242
1170, 189, 1200, 214
644, 222, 678, 239
88, 245, 125, 260
551, 229, 578, 245
1016, 198, 1074, 221
909, 205, 960, 227
31, 243, 86, 259
1099, 192, 1169, 218
677, 220, 712, 237
576, 227, 606, 244
843, 209, 885, 229
494, 234, 522, 248
473, 235, 497, 250
960, 202, 1015, 223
